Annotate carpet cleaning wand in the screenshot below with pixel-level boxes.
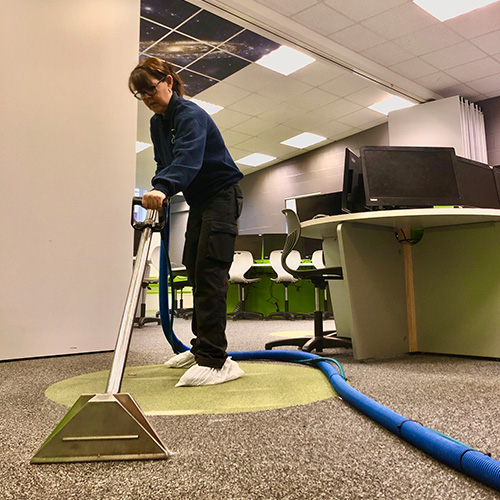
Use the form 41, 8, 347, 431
31, 197, 172, 464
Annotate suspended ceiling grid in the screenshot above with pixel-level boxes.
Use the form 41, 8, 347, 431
136, 0, 500, 186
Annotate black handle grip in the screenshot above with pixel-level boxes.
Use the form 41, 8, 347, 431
131, 196, 169, 231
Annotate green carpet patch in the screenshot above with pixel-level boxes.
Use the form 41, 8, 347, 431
45, 362, 336, 416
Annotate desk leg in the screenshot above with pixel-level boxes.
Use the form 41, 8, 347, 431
402, 241, 418, 353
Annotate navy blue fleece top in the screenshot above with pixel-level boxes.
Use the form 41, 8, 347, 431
150, 92, 243, 207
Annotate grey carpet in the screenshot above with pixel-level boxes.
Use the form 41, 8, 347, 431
1, 318, 500, 499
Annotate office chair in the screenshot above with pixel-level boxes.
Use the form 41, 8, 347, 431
150, 246, 193, 319
265, 209, 352, 352
171, 268, 193, 319
311, 249, 334, 320
228, 250, 264, 320
134, 247, 161, 328
265, 249, 311, 320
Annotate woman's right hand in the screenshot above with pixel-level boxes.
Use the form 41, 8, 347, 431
142, 190, 167, 211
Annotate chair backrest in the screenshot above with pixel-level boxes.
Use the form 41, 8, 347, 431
311, 249, 325, 269
229, 251, 254, 283
280, 209, 303, 276
269, 249, 301, 283
150, 245, 161, 274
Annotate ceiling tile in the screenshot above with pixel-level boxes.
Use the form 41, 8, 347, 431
139, 19, 171, 53
337, 108, 385, 127
323, 0, 407, 22
286, 99, 362, 129
253, 0, 320, 17
141, 0, 199, 30
145, 31, 214, 67
260, 142, 296, 158
282, 110, 330, 130
445, 2, 500, 39
178, 9, 242, 42
219, 129, 251, 147
177, 69, 218, 96
289, 60, 348, 87
420, 41, 488, 70
439, 83, 486, 101
415, 72, 461, 93
196, 81, 251, 107
361, 41, 414, 66
344, 85, 393, 107
256, 78, 313, 102
294, 3, 354, 36
329, 24, 387, 52
392, 24, 465, 57
319, 72, 371, 97
445, 58, 500, 83
232, 116, 277, 135
467, 73, 500, 95
293, 87, 340, 111
257, 102, 308, 124
229, 145, 253, 159
361, 2, 438, 40
228, 93, 280, 115
187, 50, 251, 80
264, 124, 304, 143
389, 57, 439, 80
220, 30, 281, 62
211, 107, 251, 129
312, 120, 354, 139
471, 31, 500, 56
223, 64, 285, 91
236, 135, 279, 153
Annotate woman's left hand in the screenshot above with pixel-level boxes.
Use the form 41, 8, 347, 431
142, 190, 167, 210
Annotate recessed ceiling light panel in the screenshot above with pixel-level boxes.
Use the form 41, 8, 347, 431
256, 46, 315, 76
190, 98, 223, 115
281, 132, 327, 149
413, 0, 499, 21
368, 96, 417, 116
236, 153, 276, 167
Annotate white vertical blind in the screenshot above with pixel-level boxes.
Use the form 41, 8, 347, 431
460, 97, 488, 163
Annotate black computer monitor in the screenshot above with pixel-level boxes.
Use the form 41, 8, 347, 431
455, 156, 500, 209
234, 234, 263, 260
360, 146, 462, 208
295, 192, 343, 221
341, 148, 368, 213
262, 233, 287, 260
301, 237, 323, 259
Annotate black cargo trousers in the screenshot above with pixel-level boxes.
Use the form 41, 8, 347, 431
182, 183, 243, 369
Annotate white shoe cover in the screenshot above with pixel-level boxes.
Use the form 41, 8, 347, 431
175, 357, 244, 387
164, 350, 196, 368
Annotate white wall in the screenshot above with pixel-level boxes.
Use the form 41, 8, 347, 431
0, 0, 140, 360
388, 96, 465, 155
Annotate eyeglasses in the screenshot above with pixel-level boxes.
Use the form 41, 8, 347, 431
133, 76, 166, 100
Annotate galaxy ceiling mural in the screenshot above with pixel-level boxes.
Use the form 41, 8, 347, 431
140, 0, 281, 96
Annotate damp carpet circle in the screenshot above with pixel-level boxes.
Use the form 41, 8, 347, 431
45, 362, 336, 416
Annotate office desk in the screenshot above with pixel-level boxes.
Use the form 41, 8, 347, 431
301, 208, 500, 360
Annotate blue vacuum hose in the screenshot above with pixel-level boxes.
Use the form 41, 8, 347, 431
157, 212, 500, 491
158, 205, 189, 354
229, 349, 500, 492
